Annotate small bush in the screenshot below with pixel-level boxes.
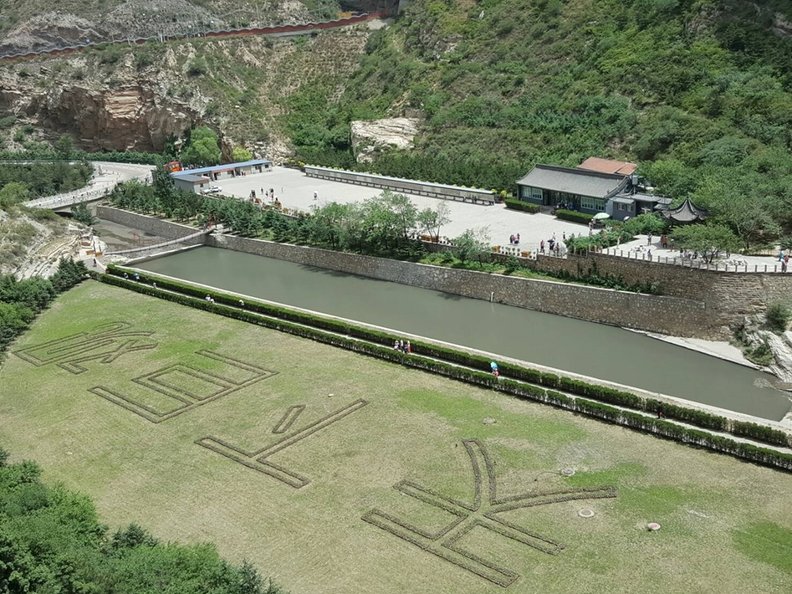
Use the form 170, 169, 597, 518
765, 303, 791, 334
504, 198, 540, 213
72, 203, 96, 226
99, 46, 123, 64
187, 57, 209, 77
745, 340, 775, 366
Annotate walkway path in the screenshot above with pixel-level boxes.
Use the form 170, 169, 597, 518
603, 234, 782, 271
0, 13, 385, 61
25, 161, 154, 210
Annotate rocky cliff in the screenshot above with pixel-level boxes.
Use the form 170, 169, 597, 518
31, 85, 197, 152
0, 26, 374, 155
0, 0, 325, 55
350, 117, 420, 163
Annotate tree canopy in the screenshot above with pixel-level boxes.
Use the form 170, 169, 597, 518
180, 126, 222, 167
670, 223, 741, 263
0, 446, 280, 593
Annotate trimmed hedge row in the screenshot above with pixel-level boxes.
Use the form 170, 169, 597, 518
104, 265, 792, 449
504, 198, 541, 213
99, 272, 792, 471
0, 150, 162, 165
555, 209, 594, 224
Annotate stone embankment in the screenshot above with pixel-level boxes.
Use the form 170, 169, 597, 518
527, 251, 792, 338
96, 207, 792, 341
97, 207, 705, 337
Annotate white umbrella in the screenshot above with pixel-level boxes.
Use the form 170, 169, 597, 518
592, 212, 610, 220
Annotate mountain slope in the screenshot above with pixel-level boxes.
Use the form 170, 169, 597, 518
286, 0, 792, 208
0, 0, 343, 54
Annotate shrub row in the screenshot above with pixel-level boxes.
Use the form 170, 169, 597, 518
0, 150, 162, 165
555, 209, 594, 224
504, 198, 540, 213
104, 266, 791, 448
99, 271, 792, 471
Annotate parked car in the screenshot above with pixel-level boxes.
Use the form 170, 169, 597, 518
202, 185, 221, 194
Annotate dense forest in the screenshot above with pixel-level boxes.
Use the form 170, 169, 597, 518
0, 445, 279, 593
284, 0, 792, 245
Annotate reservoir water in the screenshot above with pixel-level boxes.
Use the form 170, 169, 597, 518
136, 246, 792, 421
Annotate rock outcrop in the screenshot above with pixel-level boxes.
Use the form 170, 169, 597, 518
773, 13, 792, 38
735, 315, 792, 384
30, 85, 197, 152
766, 331, 792, 383
350, 117, 421, 163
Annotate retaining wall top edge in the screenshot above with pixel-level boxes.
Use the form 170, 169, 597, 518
581, 253, 787, 278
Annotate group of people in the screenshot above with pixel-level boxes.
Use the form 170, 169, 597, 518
508, 233, 521, 245
393, 339, 412, 353
539, 233, 564, 256
251, 188, 281, 209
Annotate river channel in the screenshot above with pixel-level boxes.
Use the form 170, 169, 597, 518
135, 246, 792, 421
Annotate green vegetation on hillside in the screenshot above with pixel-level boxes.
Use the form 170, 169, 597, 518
0, 445, 279, 593
284, 0, 792, 248
181, 126, 222, 166
0, 161, 93, 206
0, 259, 88, 357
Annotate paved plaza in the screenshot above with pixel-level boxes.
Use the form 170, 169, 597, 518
211, 166, 783, 267
214, 167, 586, 253
604, 236, 782, 271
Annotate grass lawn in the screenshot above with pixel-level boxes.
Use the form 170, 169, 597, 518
1, 281, 790, 593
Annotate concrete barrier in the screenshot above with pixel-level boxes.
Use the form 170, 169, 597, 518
304, 165, 497, 205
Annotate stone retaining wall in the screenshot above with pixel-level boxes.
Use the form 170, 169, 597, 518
553, 252, 792, 328
100, 207, 733, 337
97, 206, 198, 240
207, 234, 709, 337
425, 240, 792, 334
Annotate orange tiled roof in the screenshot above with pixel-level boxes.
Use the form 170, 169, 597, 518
578, 157, 637, 176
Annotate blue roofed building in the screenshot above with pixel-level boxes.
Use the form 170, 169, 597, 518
170, 158, 273, 193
